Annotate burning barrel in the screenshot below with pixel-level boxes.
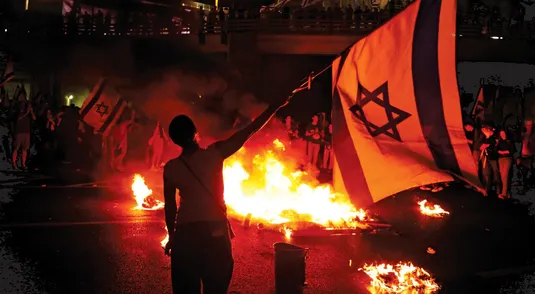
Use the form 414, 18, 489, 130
273, 242, 308, 293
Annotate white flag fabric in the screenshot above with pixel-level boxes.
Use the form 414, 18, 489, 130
332, 0, 481, 208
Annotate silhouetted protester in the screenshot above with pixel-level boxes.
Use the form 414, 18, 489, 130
12, 101, 35, 170
109, 120, 132, 172
56, 104, 82, 165
147, 121, 168, 171
496, 129, 514, 199
480, 124, 499, 196
109, 112, 135, 172
163, 96, 291, 294
82, 11, 91, 34
322, 123, 334, 171
305, 114, 323, 167
94, 10, 104, 34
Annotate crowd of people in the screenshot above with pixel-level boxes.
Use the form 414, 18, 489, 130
284, 113, 334, 173
55, 1, 534, 37
0, 82, 174, 177
0, 79, 336, 180
0, 84, 93, 171
0, 77, 533, 201
278, 84, 535, 200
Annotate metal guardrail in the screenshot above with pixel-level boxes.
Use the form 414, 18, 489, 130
3, 16, 533, 40
221, 18, 534, 38
225, 18, 381, 35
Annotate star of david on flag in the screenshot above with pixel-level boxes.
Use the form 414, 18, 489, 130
331, 0, 482, 208
95, 102, 109, 117
80, 78, 128, 136
350, 82, 411, 142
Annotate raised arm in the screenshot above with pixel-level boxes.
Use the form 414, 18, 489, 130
214, 101, 287, 159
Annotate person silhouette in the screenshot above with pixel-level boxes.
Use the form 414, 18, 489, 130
163, 95, 291, 293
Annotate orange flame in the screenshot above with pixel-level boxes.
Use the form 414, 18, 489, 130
360, 262, 440, 293
418, 200, 449, 218
132, 174, 164, 210
223, 139, 369, 232
273, 138, 286, 151
161, 228, 169, 248
136, 138, 369, 246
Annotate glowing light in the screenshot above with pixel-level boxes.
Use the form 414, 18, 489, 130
418, 200, 450, 218
131, 174, 164, 210
360, 262, 440, 293
137, 137, 372, 246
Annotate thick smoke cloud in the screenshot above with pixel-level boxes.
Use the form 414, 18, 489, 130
133, 69, 268, 146
19, 38, 287, 163
60, 39, 272, 158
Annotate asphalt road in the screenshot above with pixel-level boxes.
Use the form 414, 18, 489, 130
1, 170, 535, 294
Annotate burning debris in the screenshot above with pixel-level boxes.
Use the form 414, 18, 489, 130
418, 200, 450, 218
360, 262, 440, 293
223, 139, 370, 236
132, 174, 164, 210
134, 139, 372, 245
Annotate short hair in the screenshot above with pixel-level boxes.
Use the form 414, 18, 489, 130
168, 115, 197, 147
481, 124, 495, 132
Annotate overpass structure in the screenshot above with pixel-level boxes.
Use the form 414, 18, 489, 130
202, 18, 534, 63
1, 12, 533, 105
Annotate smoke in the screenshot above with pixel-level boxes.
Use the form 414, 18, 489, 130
132, 69, 268, 147
38, 38, 275, 161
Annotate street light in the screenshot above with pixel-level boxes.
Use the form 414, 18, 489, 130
66, 95, 73, 105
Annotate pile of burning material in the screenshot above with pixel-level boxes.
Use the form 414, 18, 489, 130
132, 174, 164, 210
360, 262, 440, 293
223, 139, 373, 238
418, 200, 450, 218
134, 138, 378, 245
274, 210, 390, 239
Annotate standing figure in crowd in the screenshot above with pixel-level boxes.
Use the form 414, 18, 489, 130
305, 114, 323, 167
322, 123, 334, 171
110, 118, 134, 172
284, 116, 299, 141
148, 121, 168, 171
43, 109, 57, 153
163, 95, 291, 294
0, 91, 12, 158
464, 122, 475, 150
496, 129, 515, 199
12, 101, 35, 169
479, 124, 499, 195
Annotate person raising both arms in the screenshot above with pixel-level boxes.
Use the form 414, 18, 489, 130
162, 95, 292, 294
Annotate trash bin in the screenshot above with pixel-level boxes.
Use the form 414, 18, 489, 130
273, 242, 308, 294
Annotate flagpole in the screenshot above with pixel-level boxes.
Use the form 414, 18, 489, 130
289, 44, 353, 96
470, 78, 484, 119
291, 64, 332, 95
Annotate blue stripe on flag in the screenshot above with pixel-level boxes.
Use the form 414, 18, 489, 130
332, 52, 374, 208
99, 98, 125, 133
412, 0, 461, 175
80, 80, 107, 119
